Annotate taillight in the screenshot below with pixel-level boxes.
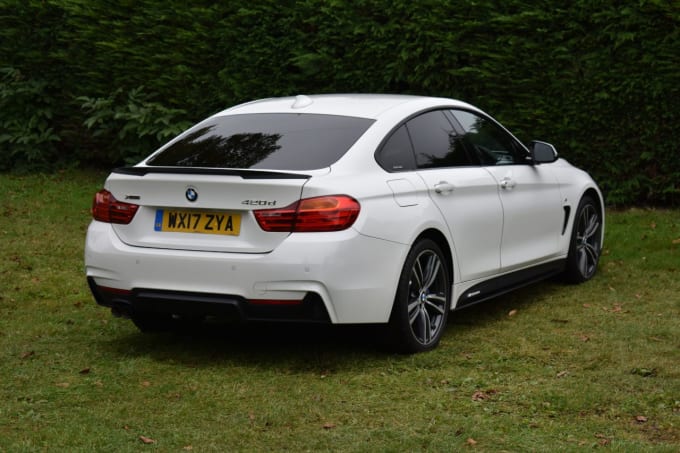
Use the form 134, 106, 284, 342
92, 189, 139, 224
254, 195, 360, 232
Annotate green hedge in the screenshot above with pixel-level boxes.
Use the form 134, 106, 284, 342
1, 0, 678, 204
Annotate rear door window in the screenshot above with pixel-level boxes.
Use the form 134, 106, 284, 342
375, 110, 480, 172
147, 113, 375, 170
406, 110, 477, 169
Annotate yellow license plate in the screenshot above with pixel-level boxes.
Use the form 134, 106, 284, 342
154, 209, 241, 235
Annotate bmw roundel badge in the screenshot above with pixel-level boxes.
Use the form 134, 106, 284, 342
185, 187, 198, 202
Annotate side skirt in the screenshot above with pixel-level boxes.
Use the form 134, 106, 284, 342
454, 259, 566, 310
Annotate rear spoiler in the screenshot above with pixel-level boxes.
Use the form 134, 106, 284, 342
113, 166, 311, 180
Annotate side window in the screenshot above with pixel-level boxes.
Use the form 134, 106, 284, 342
450, 110, 528, 165
406, 110, 477, 169
376, 125, 416, 171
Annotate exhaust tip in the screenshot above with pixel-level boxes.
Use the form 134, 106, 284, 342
111, 300, 134, 319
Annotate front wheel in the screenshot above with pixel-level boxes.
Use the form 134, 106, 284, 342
564, 195, 603, 283
388, 239, 450, 353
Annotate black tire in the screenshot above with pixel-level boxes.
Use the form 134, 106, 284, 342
564, 195, 603, 283
388, 239, 450, 353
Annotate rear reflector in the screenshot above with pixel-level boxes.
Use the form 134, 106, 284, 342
248, 299, 303, 306
254, 195, 360, 232
97, 285, 133, 296
92, 189, 139, 224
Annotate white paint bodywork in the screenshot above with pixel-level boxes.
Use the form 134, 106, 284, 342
85, 94, 604, 323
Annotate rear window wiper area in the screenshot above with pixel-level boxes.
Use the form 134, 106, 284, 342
144, 113, 374, 171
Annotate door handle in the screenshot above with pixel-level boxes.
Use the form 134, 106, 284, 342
500, 178, 516, 190
434, 182, 455, 194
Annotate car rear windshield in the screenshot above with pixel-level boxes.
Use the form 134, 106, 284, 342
146, 113, 375, 170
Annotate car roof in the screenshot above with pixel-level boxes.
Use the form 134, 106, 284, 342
214, 94, 478, 120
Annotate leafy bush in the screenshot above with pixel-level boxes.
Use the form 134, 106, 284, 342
0, 68, 60, 171
78, 87, 192, 165
0, 0, 677, 204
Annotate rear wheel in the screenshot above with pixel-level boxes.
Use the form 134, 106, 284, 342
389, 239, 450, 353
565, 195, 602, 283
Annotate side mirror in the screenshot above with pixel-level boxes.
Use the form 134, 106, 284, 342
529, 140, 558, 164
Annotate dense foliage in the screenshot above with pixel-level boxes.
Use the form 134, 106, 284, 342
1, 0, 678, 204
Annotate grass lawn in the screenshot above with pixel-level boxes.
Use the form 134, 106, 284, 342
1, 170, 678, 451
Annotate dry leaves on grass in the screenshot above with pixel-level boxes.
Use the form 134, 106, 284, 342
602, 303, 626, 314
472, 389, 497, 401
595, 433, 611, 446
471, 391, 487, 401
139, 435, 156, 444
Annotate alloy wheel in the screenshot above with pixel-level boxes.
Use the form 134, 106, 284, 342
575, 203, 601, 279
407, 249, 448, 345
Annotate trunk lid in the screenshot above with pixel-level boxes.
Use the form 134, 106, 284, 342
106, 167, 311, 253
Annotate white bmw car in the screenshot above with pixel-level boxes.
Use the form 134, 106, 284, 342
85, 94, 604, 352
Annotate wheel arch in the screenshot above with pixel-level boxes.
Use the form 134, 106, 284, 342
581, 187, 605, 245
564, 187, 605, 283
414, 228, 455, 288
583, 187, 604, 216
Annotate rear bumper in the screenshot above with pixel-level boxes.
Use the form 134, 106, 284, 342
88, 277, 331, 323
85, 221, 408, 324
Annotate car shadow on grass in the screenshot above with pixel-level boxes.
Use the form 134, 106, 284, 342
96, 279, 564, 367
99, 320, 392, 369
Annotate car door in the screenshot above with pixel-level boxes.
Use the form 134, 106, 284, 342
398, 110, 504, 282
449, 109, 563, 271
